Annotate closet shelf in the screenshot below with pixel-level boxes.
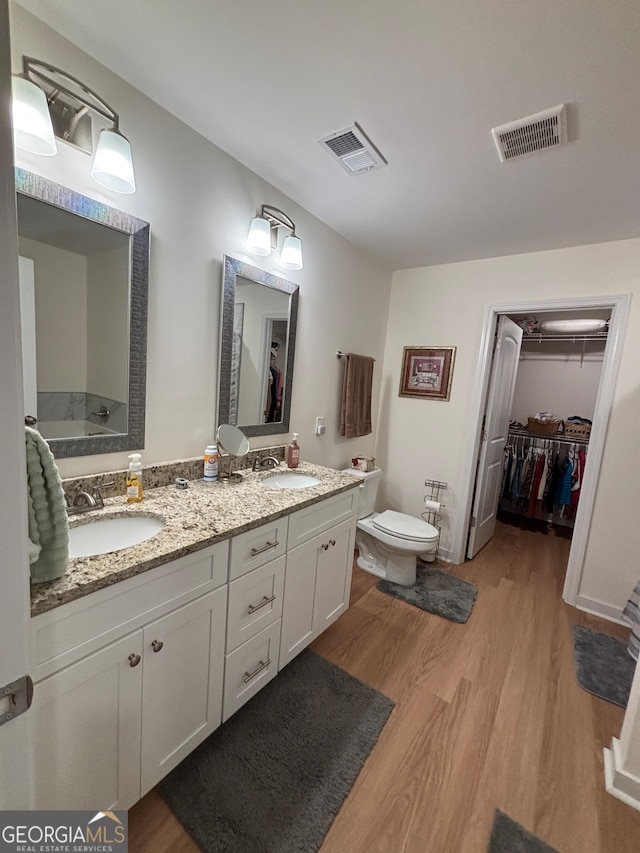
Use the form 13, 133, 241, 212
522, 333, 608, 343
508, 427, 590, 447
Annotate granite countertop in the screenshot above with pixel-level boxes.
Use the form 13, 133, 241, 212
31, 462, 361, 617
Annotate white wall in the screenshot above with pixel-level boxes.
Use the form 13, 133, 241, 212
380, 238, 640, 615
87, 245, 129, 401
9, 3, 392, 478
18, 237, 88, 392
510, 351, 604, 426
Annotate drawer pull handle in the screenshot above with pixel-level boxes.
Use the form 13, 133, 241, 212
128, 653, 141, 667
247, 594, 276, 615
321, 543, 329, 551
151, 640, 164, 653
250, 539, 279, 557
243, 658, 271, 683
329, 539, 336, 547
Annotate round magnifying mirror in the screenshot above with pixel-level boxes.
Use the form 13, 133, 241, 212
216, 424, 250, 457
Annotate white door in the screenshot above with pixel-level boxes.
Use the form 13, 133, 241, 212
467, 316, 523, 558
0, 1, 35, 809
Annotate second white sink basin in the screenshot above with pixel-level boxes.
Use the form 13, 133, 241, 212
69, 515, 166, 558
263, 472, 321, 490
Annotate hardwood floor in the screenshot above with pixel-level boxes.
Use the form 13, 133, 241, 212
128, 517, 640, 852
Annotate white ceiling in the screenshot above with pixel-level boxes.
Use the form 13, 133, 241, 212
14, 0, 640, 271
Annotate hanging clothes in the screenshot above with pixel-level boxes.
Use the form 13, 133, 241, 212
500, 431, 588, 526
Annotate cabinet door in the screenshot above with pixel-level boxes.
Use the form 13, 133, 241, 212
30, 632, 143, 810
279, 535, 320, 670
140, 585, 227, 795
313, 518, 355, 635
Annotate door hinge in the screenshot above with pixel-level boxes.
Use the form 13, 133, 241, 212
481, 429, 487, 442
470, 516, 477, 528
0, 675, 34, 726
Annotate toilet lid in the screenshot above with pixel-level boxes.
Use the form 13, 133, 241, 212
372, 510, 438, 542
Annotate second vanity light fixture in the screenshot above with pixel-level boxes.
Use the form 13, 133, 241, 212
11, 57, 136, 194
247, 205, 303, 270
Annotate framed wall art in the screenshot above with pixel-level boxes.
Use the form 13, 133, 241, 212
399, 346, 456, 401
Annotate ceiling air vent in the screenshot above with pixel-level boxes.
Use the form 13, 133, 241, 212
492, 104, 568, 162
316, 122, 387, 175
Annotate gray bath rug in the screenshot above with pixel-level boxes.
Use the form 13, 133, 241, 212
160, 649, 394, 853
488, 810, 560, 853
376, 567, 477, 623
572, 625, 636, 708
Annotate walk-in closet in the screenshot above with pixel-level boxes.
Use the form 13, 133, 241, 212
499, 311, 610, 535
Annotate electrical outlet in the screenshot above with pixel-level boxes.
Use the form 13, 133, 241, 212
315, 416, 326, 436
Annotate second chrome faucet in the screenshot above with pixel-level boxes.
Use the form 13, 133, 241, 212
252, 456, 280, 472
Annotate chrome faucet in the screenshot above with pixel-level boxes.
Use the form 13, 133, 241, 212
252, 456, 280, 472
90, 405, 110, 421
66, 481, 115, 515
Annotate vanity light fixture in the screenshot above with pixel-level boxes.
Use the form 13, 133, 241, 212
246, 205, 303, 270
11, 57, 136, 194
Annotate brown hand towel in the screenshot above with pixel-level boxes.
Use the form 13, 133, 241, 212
340, 353, 375, 438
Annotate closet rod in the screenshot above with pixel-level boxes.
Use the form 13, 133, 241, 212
508, 428, 590, 447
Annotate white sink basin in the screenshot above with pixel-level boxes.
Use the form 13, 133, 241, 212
262, 472, 321, 490
69, 515, 166, 558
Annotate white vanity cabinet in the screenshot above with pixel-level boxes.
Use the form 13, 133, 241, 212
279, 492, 356, 669
28, 541, 229, 810
27, 482, 359, 811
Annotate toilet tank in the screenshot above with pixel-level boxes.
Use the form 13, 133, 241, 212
343, 467, 381, 519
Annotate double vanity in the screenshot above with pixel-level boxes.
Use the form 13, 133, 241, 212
29, 461, 360, 811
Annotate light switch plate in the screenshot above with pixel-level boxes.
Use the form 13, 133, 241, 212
315, 416, 326, 436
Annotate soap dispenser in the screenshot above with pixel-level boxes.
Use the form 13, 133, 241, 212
126, 453, 143, 503
287, 433, 300, 469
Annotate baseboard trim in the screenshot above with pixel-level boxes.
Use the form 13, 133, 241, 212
574, 595, 627, 627
604, 738, 640, 812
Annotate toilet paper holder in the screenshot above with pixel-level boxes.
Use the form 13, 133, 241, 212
423, 479, 447, 529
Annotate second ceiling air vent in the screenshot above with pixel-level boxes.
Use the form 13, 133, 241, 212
492, 104, 568, 162
316, 122, 387, 175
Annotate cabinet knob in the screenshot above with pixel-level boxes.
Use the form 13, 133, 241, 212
128, 653, 141, 667
151, 640, 164, 653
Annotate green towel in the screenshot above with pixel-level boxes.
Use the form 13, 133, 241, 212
25, 426, 69, 584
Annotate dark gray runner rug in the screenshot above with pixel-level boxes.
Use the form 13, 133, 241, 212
488, 810, 560, 853
572, 625, 636, 708
377, 567, 477, 623
160, 649, 394, 853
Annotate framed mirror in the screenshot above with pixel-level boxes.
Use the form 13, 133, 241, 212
15, 167, 150, 458
218, 255, 299, 437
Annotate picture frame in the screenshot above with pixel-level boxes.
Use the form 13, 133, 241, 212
399, 346, 456, 401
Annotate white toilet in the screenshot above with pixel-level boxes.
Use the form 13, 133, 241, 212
346, 467, 439, 586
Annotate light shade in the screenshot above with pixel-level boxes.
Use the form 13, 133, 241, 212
247, 216, 272, 255
280, 234, 303, 270
91, 129, 136, 194
11, 75, 57, 156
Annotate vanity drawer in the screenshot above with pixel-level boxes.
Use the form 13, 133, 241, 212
228, 518, 288, 581
226, 555, 285, 653
31, 540, 229, 681
223, 620, 281, 721
287, 491, 357, 549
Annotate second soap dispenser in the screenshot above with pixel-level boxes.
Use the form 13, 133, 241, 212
286, 433, 300, 468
